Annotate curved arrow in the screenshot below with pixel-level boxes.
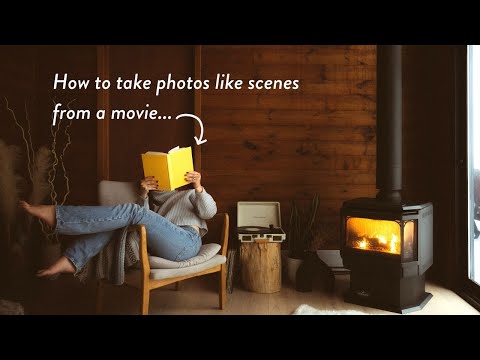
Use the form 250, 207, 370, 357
175, 113, 207, 145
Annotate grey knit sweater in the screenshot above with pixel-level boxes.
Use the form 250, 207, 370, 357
137, 188, 217, 237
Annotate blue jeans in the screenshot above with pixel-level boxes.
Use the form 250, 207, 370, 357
58, 203, 202, 272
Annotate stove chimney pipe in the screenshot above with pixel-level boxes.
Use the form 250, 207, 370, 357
376, 45, 403, 202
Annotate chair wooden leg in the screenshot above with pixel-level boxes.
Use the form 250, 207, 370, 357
96, 280, 104, 314
219, 264, 227, 310
175, 281, 181, 291
141, 286, 150, 315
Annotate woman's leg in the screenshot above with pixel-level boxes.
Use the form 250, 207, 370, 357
37, 231, 116, 277
21, 202, 152, 235
22, 201, 202, 262
37, 257, 75, 277
63, 230, 116, 272
19, 201, 56, 228
56, 203, 153, 235
62, 220, 202, 266
146, 224, 202, 261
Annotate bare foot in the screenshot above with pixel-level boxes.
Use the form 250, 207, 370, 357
19, 201, 56, 229
37, 256, 76, 278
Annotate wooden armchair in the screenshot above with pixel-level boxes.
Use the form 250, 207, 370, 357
95, 180, 229, 315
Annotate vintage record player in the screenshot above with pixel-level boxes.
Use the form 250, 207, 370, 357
237, 201, 286, 243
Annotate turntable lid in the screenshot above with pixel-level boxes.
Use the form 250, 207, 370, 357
237, 201, 282, 228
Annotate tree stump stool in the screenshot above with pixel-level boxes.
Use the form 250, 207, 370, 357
240, 240, 281, 293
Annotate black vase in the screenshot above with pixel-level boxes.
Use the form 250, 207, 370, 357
295, 250, 335, 293
295, 251, 316, 292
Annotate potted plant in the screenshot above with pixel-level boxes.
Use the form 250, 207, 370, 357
286, 194, 319, 285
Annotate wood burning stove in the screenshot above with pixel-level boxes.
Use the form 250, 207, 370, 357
341, 198, 433, 313
340, 45, 433, 313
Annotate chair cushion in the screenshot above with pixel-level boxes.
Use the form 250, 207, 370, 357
148, 243, 221, 269
98, 180, 138, 205
149, 255, 226, 280
125, 255, 226, 284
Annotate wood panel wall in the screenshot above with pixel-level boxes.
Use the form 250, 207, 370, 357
201, 45, 377, 244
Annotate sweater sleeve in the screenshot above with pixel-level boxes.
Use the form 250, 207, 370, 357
136, 195, 150, 209
190, 188, 217, 220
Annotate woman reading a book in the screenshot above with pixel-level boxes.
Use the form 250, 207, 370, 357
19, 171, 217, 277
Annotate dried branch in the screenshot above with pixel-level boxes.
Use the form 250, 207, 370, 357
60, 99, 75, 205
43, 98, 75, 243
4, 97, 33, 182
48, 99, 61, 206
29, 147, 52, 205
24, 100, 35, 178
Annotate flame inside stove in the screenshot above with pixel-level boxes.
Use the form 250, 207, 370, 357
346, 217, 401, 255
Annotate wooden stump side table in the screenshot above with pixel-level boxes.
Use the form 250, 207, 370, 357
240, 239, 281, 293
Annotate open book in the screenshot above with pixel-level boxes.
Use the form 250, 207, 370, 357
141, 146, 194, 191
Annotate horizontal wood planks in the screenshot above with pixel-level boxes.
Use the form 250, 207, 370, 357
201, 45, 377, 232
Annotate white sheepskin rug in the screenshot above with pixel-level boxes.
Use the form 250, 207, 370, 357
292, 304, 368, 315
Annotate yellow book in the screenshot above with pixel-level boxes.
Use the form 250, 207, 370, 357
141, 146, 194, 191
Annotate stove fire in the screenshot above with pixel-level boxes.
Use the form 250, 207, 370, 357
347, 218, 402, 255
346, 218, 418, 259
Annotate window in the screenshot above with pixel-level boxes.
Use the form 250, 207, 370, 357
468, 45, 480, 285
456, 45, 480, 309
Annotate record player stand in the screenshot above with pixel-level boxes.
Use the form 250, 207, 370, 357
239, 239, 281, 293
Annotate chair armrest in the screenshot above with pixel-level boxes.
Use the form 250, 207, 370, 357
215, 213, 229, 257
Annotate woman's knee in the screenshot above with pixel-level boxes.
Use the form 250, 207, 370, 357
124, 203, 143, 214
125, 203, 148, 222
